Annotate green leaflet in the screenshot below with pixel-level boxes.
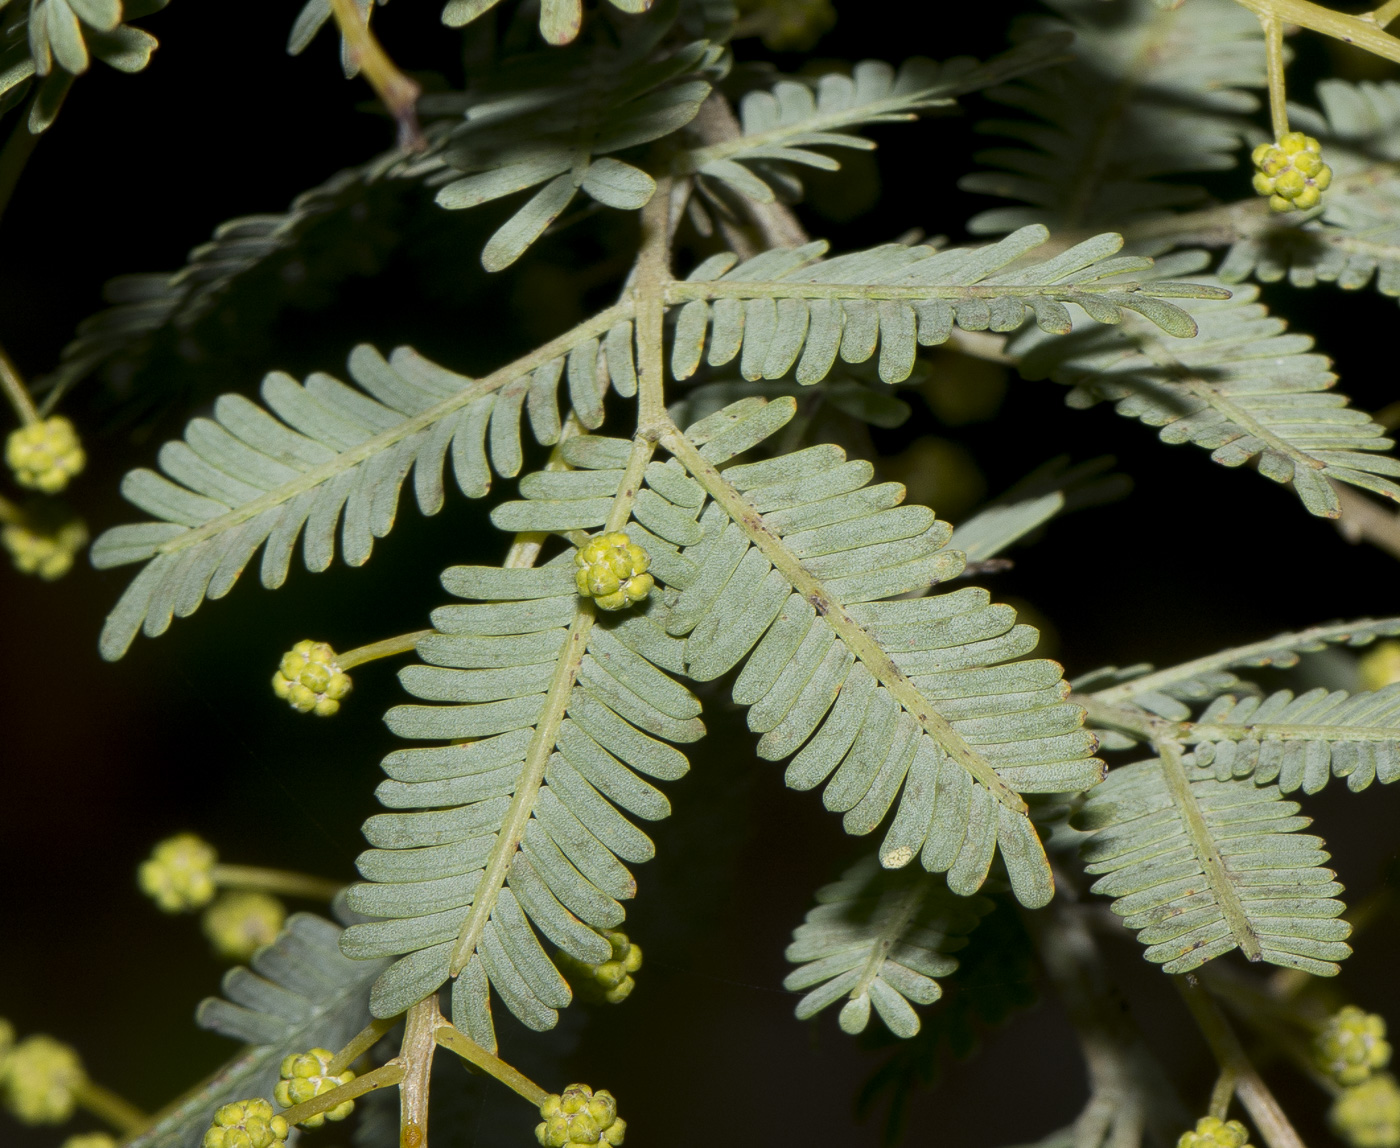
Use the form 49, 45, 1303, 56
344, 542, 701, 1045
432, 36, 721, 269
90, 328, 634, 660
656, 398, 1105, 907
960, 0, 1263, 235
128, 914, 386, 1148
1076, 759, 1351, 976
1014, 266, 1400, 517
1184, 685, 1400, 795
682, 36, 1072, 207
783, 855, 992, 1039
667, 225, 1228, 386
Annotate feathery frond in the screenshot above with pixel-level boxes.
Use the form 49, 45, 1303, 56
128, 914, 384, 1148
47, 141, 451, 403
344, 449, 701, 1041
657, 398, 1104, 907
681, 37, 1071, 207
1184, 686, 1400, 796
91, 324, 636, 660
1076, 759, 1351, 975
960, 0, 1262, 235
1085, 618, 1400, 717
432, 35, 722, 270
667, 224, 1228, 387
783, 855, 991, 1038
1015, 264, 1400, 517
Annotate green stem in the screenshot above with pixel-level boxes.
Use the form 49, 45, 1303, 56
634, 177, 672, 433
0, 344, 39, 426
1233, 0, 1400, 64
209, 864, 342, 901
396, 995, 441, 1147
1176, 976, 1308, 1148
1210, 1068, 1239, 1120
1261, 13, 1290, 141
75, 1080, 148, 1135
280, 1062, 405, 1127
660, 426, 1027, 817
662, 280, 1229, 303
1370, 0, 1400, 29
326, 0, 423, 150
434, 1024, 549, 1108
337, 631, 434, 670
328, 1016, 399, 1076
1159, 735, 1264, 963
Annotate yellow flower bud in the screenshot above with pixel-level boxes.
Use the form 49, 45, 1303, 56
1252, 135, 1332, 213
1360, 641, 1400, 691
1, 1035, 85, 1124
573, 534, 652, 611
272, 641, 351, 716
203, 892, 286, 961
554, 931, 643, 1005
1, 501, 87, 581
273, 1048, 355, 1127
1177, 1116, 1252, 1148
62, 1134, 118, 1148
205, 1099, 289, 1148
139, 833, 218, 912
1318, 1008, 1393, 1088
536, 1086, 623, 1146
1332, 1074, 1400, 1148
5, 416, 85, 493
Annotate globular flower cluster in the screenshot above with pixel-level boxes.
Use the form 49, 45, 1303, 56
203, 892, 286, 961
738, 0, 836, 50
1360, 641, 1400, 691
1177, 1116, 1252, 1148
1332, 1074, 1400, 1148
1252, 132, 1333, 212
0, 1034, 86, 1124
574, 533, 653, 611
556, 931, 643, 1004
139, 833, 218, 912
203, 1099, 289, 1148
1317, 1007, 1393, 1087
273, 1048, 356, 1127
272, 640, 352, 716
536, 1084, 625, 1147
5, 416, 85, 492
1, 504, 87, 580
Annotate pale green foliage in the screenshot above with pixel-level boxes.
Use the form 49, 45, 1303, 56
1184, 686, 1400, 795
961, 0, 1263, 234
783, 855, 991, 1038
1076, 759, 1351, 975
1015, 260, 1400, 517
669, 225, 1225, 386
684, 36, 1070, 207
127, 915, 384, 1148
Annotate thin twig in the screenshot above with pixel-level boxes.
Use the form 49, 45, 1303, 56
326, 0, 424, 151
1176, 976, 1308, 1148
434, 1024, 550, 1108
209, 864, 342, 901
1261, 14, 1290, 141
75, 1080, 149, 1135
0, 344, 39, 425
337, 630, 434, 670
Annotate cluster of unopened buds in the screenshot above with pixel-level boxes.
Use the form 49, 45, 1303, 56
138, 833, 218, 912
272, 640, 352, 716
1, 502, 87, 580
536, 1084, 626, 1147
1332, 1074, 1400, 1148
202, 1099, 289, 1148
0, 1027, 86, 1125
1252, 132, 1332, 212
574, 533, 653, 611
273, 1048, 355, 1127
203, 891, 286, 960
555, 930, 643, 1004
5, 416, 85, 492
1317, 1007, 1393, 1087
1177, 1116, 1252, 1148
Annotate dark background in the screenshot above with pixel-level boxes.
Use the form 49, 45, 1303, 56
2, 2, 1399, 1147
